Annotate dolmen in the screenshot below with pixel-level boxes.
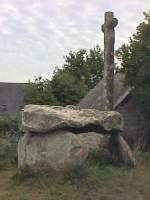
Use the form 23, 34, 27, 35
18, 105, 135, 171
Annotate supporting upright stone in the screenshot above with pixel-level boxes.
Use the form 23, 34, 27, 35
102, 12, 118, 110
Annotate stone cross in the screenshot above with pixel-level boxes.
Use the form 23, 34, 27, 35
102, 12, 118, 110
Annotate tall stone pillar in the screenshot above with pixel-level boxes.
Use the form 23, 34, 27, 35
101, 12, 135, 166
102, 12, 118, 110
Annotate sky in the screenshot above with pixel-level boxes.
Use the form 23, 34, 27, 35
0, 0, 150, 83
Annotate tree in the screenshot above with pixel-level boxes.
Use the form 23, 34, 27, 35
116, 12, 150, 114
51, 69, 88, 106
86, 45, 104, 88
63, 45, 103, 90
24, 76, 57, 105
51, 45, 103, 105
25, 45, 103, 106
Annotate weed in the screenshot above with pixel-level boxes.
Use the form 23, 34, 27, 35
12, 166, 36, 184
63, 164, 88, 185
87, 146, 113, 166
137, 151, 150, 166
0, 137, 17, 170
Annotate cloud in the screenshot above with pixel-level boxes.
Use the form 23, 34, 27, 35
0, 2, 17, 14
0, 15, 8, 27
0, 0, 149, 82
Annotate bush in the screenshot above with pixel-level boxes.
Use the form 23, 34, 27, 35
0, 136, 18, 170
0, 113, 12, 135
0, 114, 22, 142
0, 114, 21, 170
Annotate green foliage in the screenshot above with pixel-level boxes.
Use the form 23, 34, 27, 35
0, 114, 21, 141
62, 45, 103, 90
1, 151, 150, 200
25, 45, 103, 106
0, 113, 20, 135
51, 45, 103, 105
116, 12, 150, 114
24, 76, 57, 105
87, 146, 113, 166
138, 151, 150, 166
12, 166, 36, 184
63, 165, 88, 185
0, 115, 20, 170
0, 136, 17, 170
51, 70, 88, 106
0, 113, 12, 135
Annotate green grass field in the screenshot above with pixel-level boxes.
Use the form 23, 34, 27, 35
0, 136, 150, 200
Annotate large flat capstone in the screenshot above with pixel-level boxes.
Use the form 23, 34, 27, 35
22, 105, 123, 133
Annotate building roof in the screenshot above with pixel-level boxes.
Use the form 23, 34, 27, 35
79, 73, 132, 110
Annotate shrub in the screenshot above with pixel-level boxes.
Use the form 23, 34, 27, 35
0, 136, 18, 170
0, 113, 12, 135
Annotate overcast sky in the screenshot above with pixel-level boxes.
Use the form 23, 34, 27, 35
0, 0, 149, 83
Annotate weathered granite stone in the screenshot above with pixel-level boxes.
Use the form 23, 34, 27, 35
22, 105, 123, 133
18, 130, 88, 171
18, 130, 107, 171
77, 132, 105, 151
102, 12, 118, 110
109, 132, 136, 166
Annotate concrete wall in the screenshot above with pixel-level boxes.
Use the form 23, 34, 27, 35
0, 83, 25, 118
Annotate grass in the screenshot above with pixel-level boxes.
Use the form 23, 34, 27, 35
0, 136, 150, 200
0, 136, 17, 170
